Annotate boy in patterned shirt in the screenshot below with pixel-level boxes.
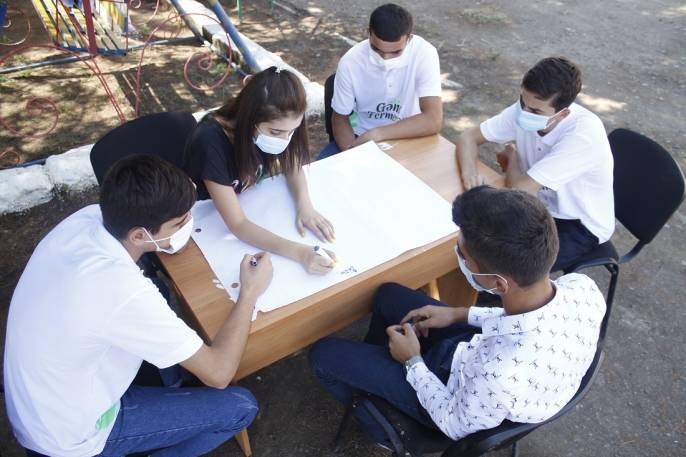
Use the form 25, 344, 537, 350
309, 186, 606, 444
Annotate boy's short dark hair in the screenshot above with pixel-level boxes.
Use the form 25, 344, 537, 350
100, 154, 197, 240
452, 186, 559, 287
522, 57, 582, 111
369, 3, 413, 42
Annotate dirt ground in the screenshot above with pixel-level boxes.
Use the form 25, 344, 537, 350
1, 0, 685, 456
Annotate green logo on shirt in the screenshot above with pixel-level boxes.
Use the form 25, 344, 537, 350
349, 111, 359, 129
95, 403, 118, 430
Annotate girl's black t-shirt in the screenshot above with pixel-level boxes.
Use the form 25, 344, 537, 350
184, 116, 264, 200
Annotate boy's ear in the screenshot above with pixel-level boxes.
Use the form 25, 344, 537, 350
494, 275, 511, 295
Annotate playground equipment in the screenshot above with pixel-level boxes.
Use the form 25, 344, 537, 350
0, 1, 261, 170
23, 0, 259, 71
30, 0, 129, 56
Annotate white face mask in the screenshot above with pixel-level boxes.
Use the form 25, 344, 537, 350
143, 217, 193, 254
516, 101, 562, 132
368, 42, 407, 71
253, 128, 294, 155
454, 244, 508, 295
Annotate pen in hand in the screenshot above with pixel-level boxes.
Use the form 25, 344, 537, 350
313, 245, 335, 264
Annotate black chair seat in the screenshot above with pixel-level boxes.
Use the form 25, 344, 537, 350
363, 394, 454, 455
360, 394, 545, 457
563, 241, 618, 274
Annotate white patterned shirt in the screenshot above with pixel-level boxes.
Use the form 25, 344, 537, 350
406, 273, 606, 440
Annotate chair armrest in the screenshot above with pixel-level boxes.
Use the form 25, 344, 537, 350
567, 256, 618, 274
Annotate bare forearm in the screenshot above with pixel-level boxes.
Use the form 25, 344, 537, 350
231, 218, 308, 262
457, 136, 480, 179
205, 290, 257, 383
504, 163, 524, 187
332, 113, 356, 151
374, 111, 441, 142
286, 169, 312, 210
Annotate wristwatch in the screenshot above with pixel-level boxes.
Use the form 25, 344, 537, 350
404, 355, 424, 374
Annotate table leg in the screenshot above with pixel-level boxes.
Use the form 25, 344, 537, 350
420, 279, 440, 300
235, 428, 252, 457
435, 269, 477, 307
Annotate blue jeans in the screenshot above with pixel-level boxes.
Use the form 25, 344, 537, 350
98, 385, 258, 457
99, 279, 257, 456
552, 218, 599, 271
309, 282, 478, 443
317, 141, 342, 160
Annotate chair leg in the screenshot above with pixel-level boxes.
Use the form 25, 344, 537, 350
330, 403, 354, 453
511, 440, 520, 457
605, 264, 619, 308
598, 264, 619, 343
359, 399, 407, 456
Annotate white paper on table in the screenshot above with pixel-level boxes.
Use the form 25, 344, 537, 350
191, 141, 457, 320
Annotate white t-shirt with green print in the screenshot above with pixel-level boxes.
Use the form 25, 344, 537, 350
331, 35, 442, 136
4, 205, 203, 456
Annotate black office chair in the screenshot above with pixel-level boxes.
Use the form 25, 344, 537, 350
90, 111, 198, 185
330, 129, 685, 457
332, 315, 609, 457
562, 128, 686, 311
324, 73, 336, 143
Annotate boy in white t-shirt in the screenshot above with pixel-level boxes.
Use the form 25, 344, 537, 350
4, 155, 273, 457
456, 57, 614, 271
318, 3, 443, 159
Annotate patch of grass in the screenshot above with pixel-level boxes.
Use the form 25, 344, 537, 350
461, 7, 510, 25
459, 105, 481, 116
208, 60, 228, 76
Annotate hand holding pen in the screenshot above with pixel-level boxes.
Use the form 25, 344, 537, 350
300, 244, 337, 275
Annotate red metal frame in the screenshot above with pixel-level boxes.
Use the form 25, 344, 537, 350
81, 0, 100, 55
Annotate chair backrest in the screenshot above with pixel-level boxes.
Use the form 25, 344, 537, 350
324, 73, 336, 142
610, 128, 685, 245
90, 112, 197, 185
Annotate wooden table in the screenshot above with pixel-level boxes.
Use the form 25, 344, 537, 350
157, 134, 503, 455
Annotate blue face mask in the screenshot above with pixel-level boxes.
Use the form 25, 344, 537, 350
516, 101, 560, 132
454, 244, 508, 295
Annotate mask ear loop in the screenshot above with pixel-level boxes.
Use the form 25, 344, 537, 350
454, 233, 510, 294
471, 271, 509, 293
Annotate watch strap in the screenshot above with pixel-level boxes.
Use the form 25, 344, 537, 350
404, 355, 424, 374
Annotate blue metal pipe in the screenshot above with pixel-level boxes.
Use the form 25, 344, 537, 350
204, 0, 261, 73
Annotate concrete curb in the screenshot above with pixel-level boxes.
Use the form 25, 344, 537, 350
0, 0, 324, 216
